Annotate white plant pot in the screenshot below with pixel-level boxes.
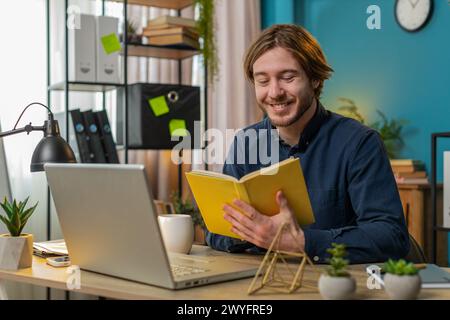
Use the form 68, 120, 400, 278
384, 274, 421, 300
0, 234, 33, 270
318, 274, 356, 300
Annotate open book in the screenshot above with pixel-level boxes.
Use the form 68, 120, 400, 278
186, 158, 315, 238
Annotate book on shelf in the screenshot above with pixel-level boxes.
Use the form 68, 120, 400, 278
143, 26, 199, 39
147, 34, 200, 49
394, 171, 427, 179
395, 177, 429, 184
391, 165, 425, 173
390, 159, 423, 166
147, 15, 197, 29
185, 157, 315, 239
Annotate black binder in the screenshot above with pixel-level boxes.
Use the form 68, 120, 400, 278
93, 110, 119, 163
69, 109, 92, 163
82, 110, 107, 163
118, 83, 201, 149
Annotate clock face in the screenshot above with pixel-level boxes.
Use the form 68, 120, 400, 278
395, 0, 433, 32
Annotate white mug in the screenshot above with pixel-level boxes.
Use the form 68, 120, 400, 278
158, 214, 194, 254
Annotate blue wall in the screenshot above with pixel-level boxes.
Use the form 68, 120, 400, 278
262, 0, 450, 179
261, 0, 450, 265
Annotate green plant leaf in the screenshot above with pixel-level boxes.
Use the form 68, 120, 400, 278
194, 0, 219, 84
11, 208, 21, 234
0, 215, 19, 236
383, 259, 418, 276
0, 201, 13, 220
17, 196, 29, 214
20, 201, 38, 221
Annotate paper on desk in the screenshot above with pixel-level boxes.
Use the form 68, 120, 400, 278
33, 239, 68, 256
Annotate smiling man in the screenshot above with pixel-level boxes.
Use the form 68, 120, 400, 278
205, 24, 410, 264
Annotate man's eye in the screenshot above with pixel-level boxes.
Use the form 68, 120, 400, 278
282, 76, 295, 82
256, 79, 269, 85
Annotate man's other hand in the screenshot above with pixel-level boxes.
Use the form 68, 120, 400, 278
223, 190, 305, 252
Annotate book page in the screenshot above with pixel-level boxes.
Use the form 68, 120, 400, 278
189, 170, 238, 182
241, 158, 315, 225
240, 157, 296, 183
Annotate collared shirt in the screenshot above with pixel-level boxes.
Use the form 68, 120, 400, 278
205, 102, 410, 264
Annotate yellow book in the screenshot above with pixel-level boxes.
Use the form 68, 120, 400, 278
185, 158, 315, 239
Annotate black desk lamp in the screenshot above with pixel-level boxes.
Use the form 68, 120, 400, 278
0, 102, 76, 171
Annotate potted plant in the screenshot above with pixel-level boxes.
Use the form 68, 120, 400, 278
194, 0, 219, 84
0, 197, 38, 270
120, 20, 142, 44
383, 259, 421, 300
318, 243, 356, 300
335, 98, 406, 159
171, 192, 206, 245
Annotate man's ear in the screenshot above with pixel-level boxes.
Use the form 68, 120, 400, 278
312, 80, 320, 89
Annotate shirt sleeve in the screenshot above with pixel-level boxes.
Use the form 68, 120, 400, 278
303, 130, 410, 264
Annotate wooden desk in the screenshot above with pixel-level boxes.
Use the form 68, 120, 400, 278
0, 246, 449, 300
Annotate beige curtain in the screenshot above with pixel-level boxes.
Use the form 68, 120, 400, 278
125, 0, 262, 200
207, 0, 263, 173
124, 5, 195, 202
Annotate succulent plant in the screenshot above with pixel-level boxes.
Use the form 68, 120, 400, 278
325, 243, 350, 277
0, 197, 38, 237
171, 192, 205, 229
383, 259, 419, 276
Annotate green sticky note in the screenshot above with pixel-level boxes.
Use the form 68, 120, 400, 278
169, 119, 188, 137
148, 96, 170, 117
101, 33, 121, 54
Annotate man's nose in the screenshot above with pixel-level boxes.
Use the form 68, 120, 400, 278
268, 81, 285, 100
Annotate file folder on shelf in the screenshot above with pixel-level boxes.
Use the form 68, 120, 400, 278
70, 109, 93, 163
82, 110, 107, 163
94, 110, 119, 163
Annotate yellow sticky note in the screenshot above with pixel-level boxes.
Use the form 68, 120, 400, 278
148, 96, 170, 117
101, 33, 121, 55
169, 119, 188, 137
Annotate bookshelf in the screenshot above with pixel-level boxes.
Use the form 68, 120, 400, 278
431, 132, 450, 265
46, 0, 206, 238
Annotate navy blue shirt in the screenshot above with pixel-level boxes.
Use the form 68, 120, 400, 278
205, 102, 410, 264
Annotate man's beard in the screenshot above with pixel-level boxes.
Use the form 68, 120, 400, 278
260, 93, 315, 128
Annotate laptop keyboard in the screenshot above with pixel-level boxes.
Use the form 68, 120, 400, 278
171, 264, 209, 277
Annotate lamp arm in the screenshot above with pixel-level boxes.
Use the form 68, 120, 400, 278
0, 124, 45, 138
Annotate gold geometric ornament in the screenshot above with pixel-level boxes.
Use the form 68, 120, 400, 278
247, 222, 319, 295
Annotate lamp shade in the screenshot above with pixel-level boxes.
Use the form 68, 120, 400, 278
30, 120, 76, 172
30, 136, 76, 172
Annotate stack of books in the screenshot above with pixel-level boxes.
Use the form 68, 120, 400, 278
143, 15, 199, 49
390, 159, 428, 184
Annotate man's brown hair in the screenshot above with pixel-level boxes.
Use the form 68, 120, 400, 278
244, 24, 333, 98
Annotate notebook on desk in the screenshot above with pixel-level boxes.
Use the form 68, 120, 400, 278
44, 163, 259, 290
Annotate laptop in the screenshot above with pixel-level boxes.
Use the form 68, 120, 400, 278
44, 163, 259, 289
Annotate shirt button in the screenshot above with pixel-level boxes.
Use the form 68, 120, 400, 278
313, 256, 319, 262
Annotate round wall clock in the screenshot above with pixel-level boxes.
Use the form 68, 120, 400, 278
395, 0, 433, 32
